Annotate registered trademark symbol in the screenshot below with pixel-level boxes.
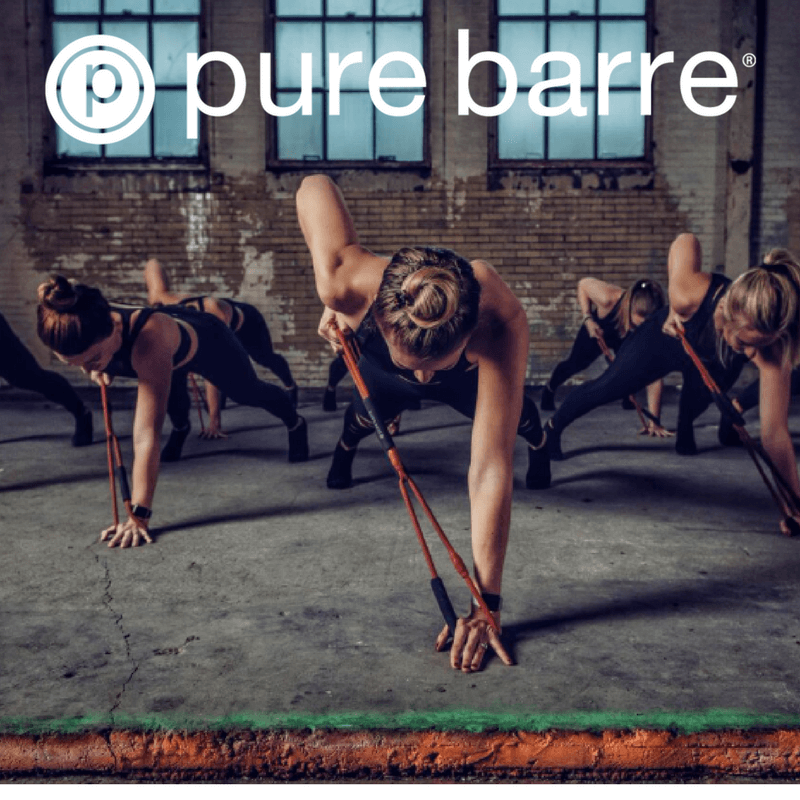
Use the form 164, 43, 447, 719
743, 53, 756, 68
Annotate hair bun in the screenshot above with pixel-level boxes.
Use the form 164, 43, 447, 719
38, 275, 77, 311
401, 267, 460, 329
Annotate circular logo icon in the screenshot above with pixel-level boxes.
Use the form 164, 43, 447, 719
45, 35, 155, 145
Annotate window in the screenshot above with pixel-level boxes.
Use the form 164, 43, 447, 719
494, 0, 648, 162
51, 0, 201, 159
270, 0, 425, 165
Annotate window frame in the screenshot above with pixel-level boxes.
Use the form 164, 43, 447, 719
265, 0, 430, 173
45, 0, 207, 170
489, 0, 654, 171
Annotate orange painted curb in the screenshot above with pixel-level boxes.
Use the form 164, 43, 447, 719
3, 729, 800, 780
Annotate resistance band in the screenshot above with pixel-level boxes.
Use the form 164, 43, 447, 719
332, 319, 499, 636
99, 381, 135, 527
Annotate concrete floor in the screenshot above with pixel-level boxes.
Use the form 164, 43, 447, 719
2, 380, 800, 734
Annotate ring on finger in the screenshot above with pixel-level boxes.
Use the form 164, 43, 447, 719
479, 642, 489, 650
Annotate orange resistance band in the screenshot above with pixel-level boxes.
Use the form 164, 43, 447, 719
100, 381, 136, 527
332, 319, 500, 635
676, 328, 800, 535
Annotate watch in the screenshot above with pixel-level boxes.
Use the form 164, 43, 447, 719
130, 504, 152, 520
472, 592, 503, 613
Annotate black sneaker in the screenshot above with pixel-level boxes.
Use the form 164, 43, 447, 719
288, 416, 309, 462
327, 442, 356, 489
161, 424, 190, 462
675, 429, 698, 456
540, 385, 555, 412
322, 387, 337, 412
526, 438, 551, 489
545, 421, 564, 461
71, 408, 93, 447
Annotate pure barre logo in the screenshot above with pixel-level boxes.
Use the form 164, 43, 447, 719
46, 31, 751, 145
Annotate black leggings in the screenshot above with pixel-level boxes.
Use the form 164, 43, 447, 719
166, 314, 297, 430
234, 302, 294, 388
0, 312, 85, 419
547, 323, 618, 392
338, 355, 544, 450
549, 313, 745, 448
328, 354, 348, 389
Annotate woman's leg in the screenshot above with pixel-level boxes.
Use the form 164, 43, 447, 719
236, 304, 296, 395
542, 326, 603, 410
0, 313, 92, 446
161, 370, 192, 462
323, 354, 348, 411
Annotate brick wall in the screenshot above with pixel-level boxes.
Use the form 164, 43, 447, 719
1, 0, 797, 391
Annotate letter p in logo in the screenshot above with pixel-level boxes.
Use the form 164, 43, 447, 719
46, 35, 155, 145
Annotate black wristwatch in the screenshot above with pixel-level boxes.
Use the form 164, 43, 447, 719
472, 592, 503, 613
130, 504, 152, 521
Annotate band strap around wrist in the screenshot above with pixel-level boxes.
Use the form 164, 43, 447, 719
472, 592, 503, 613
130, 504, 152, 520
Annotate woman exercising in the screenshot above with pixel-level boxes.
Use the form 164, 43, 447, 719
145, 258, 298, 440
297, 174, 550, 673
37, 275, 309, 548
541, 277, 668, 437
0, 311, 93, 446
545, 233, 800, 533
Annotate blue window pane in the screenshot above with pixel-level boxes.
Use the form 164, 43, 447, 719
328, 0, 371, 15
549, 0, 594, 14
498, 0, 544, 14
105, 0, 148, 14
599, 0, 646, 13
56, 127, 101, 157
153, 22, 197, 85
101, 22, 149, 61
598, 90, 643, 157
53, 21, 99, 56
106, 119, 151, 157
547, 91, 595, 159
276, 92, 323, 159
276, 23, 323, 88
327, 93, 373, 159
155, 0, 200, 12
154, 90, 197, 156
498, 21, 545, 89
276, 0, 321, 15
375, 92, 423, 161
549, 21, 595, 86
599, 21, 645, 87
498, 93, 545, 159
53, 0, 99, 13
375, 22, 422, 77
325, 22, 372, 90
376, 0, 421, 16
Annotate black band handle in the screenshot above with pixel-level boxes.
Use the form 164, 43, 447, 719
116, 466, 131, 503
430, 576, 458, 636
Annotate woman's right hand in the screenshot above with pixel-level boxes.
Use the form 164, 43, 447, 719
584, 317, 602, 339
317, 307, 352, 353
661, 308, 687, 339
101, 516, 153, 548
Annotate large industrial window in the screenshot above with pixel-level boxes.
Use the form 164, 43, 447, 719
270, 0, 425, 165
50, 0, 200, 159
494, 0, 649, 162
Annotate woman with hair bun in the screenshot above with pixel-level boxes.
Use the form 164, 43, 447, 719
545, 233, 800, 533
541, 277, 669, 437
36, 275, 309, 549
297, 175, 550, 674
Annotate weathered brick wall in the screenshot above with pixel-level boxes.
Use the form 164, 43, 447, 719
1, 0, 795, 392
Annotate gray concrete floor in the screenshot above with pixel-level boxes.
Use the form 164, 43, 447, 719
2, 382, 800, 730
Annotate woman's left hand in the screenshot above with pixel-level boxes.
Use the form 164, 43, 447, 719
435, 606, 513, 673
639, 420, 674, 438
100, 517, 153, 548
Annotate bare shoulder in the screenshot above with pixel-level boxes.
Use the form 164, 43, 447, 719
470, 259, 525, 322
132, 309, 178, 366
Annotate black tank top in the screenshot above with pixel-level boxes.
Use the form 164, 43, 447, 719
597, 295, 624, 350
684, 272, 734, 363
104, 305, 194, 378
355, 308, 477, 385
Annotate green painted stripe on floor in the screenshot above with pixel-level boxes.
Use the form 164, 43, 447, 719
2, 709, 800, 736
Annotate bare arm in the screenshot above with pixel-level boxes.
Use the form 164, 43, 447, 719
296, 175, 387, 328
665, 233, 712, 325
577, 278, 624, 319
756, 354, 800, 533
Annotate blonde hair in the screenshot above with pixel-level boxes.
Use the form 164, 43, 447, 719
722, 249, 800, 367
374, 247, 481, 359
614, 278, 665, 337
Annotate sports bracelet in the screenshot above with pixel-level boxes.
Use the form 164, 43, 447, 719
130, 504, 152, 521
472, 592, 503, 613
